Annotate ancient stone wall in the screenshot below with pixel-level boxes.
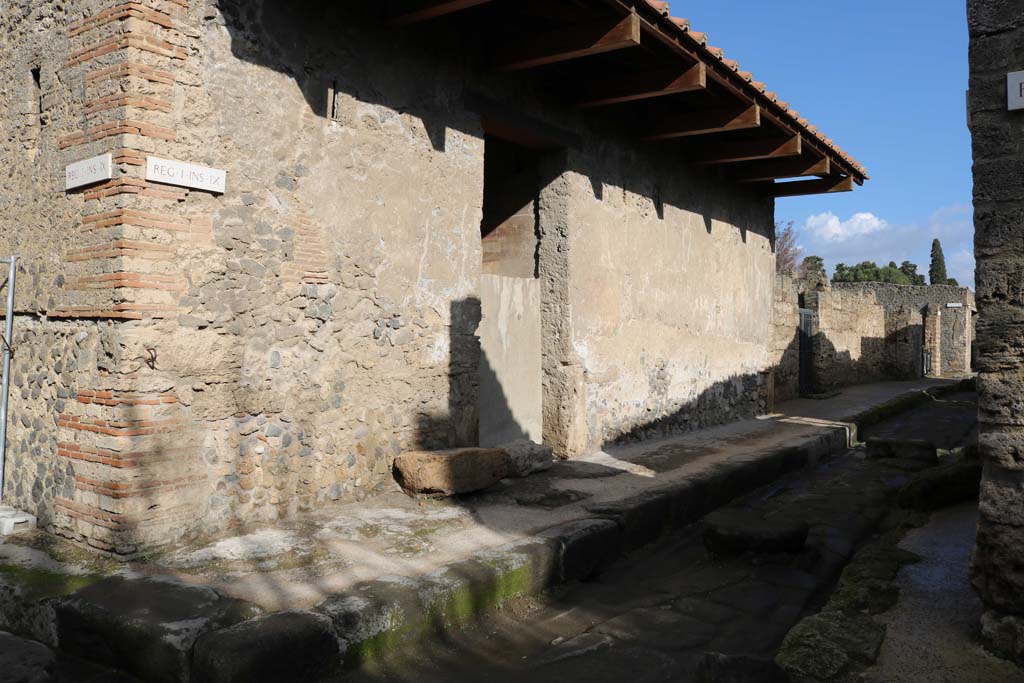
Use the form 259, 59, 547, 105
564, 143, 775, 450
810, 284, 888, 390
968, 0, 1024, 662
1, 0, 782, 552
772, 279, 973, 396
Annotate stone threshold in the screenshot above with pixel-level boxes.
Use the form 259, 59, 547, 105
0, 379, 970, 682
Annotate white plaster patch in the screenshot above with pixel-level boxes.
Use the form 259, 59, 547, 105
170, 529, 304, 566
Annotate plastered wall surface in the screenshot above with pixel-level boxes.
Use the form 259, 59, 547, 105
564, 145, 774, 452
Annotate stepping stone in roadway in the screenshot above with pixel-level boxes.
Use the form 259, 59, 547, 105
703, 508, 809, 557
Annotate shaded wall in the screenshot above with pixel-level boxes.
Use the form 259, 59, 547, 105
968, 0, 1024, 663
771, 273, 802, 403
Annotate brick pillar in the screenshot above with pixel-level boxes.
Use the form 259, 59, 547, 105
968, 0, 1024, 663
923, 305, 942, 377
50, 0, 209, 555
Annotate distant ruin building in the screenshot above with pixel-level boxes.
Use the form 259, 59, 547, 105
772, 276, 974, 401
967, 0, 1024, 664
0, 1, 870, 555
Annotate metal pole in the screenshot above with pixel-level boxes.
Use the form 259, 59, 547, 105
0, 256, 16, 507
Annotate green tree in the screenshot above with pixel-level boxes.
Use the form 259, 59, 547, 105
800, 255, 826, 280
929, 239, 948, 285
947, 277, 960, 287
833, 260, 920, 285
899, 261, 926, 286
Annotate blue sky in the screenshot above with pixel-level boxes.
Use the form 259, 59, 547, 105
682, 1, 974, 286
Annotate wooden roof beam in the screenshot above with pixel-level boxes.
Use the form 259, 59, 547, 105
575, 62, 706, 108
392, 0, 495, 26
591, 0, 865, 182
496, 11, 641, 71
765, 175, 853, 198
733, 156, 830, 183
641, 104, 760, 141
686, 134, 802, 165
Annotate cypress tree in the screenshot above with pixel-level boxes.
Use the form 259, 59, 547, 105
929, 239, 948, 285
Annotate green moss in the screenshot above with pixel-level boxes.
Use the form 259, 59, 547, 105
0, 563, 102, 600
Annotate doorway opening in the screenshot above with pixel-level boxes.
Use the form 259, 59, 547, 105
477, 134, 544, 447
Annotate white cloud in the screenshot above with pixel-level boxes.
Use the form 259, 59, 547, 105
787, 204, 976, 289
804, 211, 889, 242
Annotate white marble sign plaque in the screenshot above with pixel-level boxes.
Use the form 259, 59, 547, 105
1009, 71, 1024, 111
146, 156, 226, 194
65, 153, 112, 190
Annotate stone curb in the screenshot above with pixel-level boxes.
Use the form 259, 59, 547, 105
0, 386, 959, 682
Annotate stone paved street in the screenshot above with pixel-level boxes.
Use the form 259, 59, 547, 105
345, 393, 983, 683
0, 385, 992, 682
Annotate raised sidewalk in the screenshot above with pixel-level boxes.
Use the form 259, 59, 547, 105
0, 379, 963, 682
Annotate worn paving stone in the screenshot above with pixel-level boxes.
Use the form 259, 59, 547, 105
533, 632, 614, 665
528, 643, 692, 683
671, 597, 738, 624
706, 580, 788, 617
593, 606, 718, 651
695, 652, 788, 683
866, 437, 938, 463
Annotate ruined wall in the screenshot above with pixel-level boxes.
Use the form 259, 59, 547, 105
968, 0, 1024, 662
771, 273, 801, 403
564, 143, 775, 450
809, 285, 888, 390
793, 281, 973, 393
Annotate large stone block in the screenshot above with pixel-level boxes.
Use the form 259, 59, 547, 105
191, 611, 342, 683
55, 577, 261, 683
974, 158, 1024, 204
980, 426, 1024, 470
392, 448, 509, 496
703, 509, 809, 557
499, 439, 554, 478
980, 463, 1024, 526
974, 206, 1024, 251
898, 459, 982, 511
